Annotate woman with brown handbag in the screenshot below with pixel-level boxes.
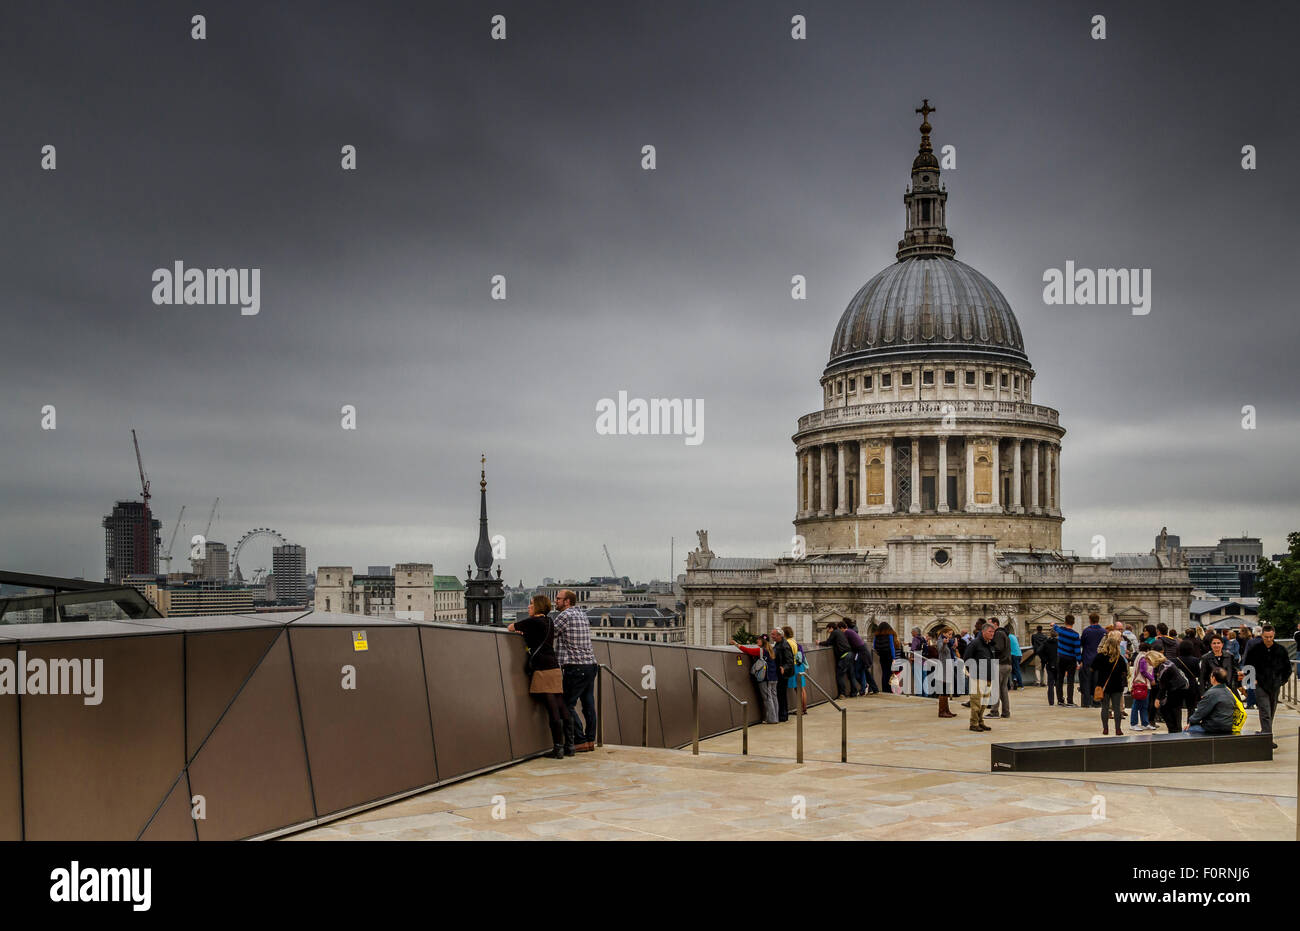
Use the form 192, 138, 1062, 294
1089, 631, 1129, 736
508, 595, 573, 758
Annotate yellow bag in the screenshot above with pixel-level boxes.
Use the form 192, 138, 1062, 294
1229, 690, 1247, 735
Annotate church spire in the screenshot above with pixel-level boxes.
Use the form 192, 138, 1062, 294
465, 454, 505, 625
897, 99, 955, 261
473, 453, 493, 578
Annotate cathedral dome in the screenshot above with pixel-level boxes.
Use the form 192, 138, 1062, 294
827, 255, 1028, 370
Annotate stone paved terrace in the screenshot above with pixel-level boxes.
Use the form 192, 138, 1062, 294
290, 689, 1297, 841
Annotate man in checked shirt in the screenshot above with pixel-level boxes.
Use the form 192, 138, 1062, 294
554, 589, 599, 753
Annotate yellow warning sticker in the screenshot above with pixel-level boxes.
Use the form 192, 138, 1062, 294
352, 630, 368, 652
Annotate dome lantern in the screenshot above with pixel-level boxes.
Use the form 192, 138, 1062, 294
897, 98, 955, 261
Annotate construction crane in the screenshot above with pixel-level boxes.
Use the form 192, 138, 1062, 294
131, 429, 150, 506
160, 505, 186, 574
202, 497, 220, 541
603, 544, 618, 579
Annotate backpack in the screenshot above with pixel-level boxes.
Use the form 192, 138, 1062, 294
1229, 690, 1247, 734
751, 651, 768, 681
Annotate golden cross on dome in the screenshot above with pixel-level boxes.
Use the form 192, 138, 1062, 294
916, 99, 935, 123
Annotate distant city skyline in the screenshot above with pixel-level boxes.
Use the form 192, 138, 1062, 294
3, 1, 1297, 585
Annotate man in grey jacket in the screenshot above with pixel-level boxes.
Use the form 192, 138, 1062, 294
1187, 668, 1237, 735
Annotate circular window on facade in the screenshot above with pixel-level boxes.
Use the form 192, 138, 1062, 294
933, 549, 950, 566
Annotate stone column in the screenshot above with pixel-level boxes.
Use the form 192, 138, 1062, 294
937, 434, 949, 512
965, 437, 975, 510
1045, 442, 1055, 512
804, 451, 814, 516
991, 439, 1000, 509
1030, 442, 1040, 514
1012, 440, 1023, 513
797, 450, 805, 517
909, 436, 921, 513
835, 442, 848, 515
857, 441, 868, 514
819, 445, 829, 516
883, 440, 894, 512
1045, 444, 1054, 514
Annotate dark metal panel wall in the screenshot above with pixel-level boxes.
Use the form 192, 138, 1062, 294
602, 641, 663, 747
648, 645, 693, 748
186, 631, 316, 840
185, 627, 280, 760
720, 648, 763, 727
7, 625, 845, 840
20, 633, 184, 840
591, 641, 622, 746
288, 625, 437, 817
0, 644, 21, 840
685, 649, 732, 737
138, 774, 198, 841
421, 627, 513, 779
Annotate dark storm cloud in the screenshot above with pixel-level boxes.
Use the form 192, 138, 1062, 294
2, 0, 1297, 582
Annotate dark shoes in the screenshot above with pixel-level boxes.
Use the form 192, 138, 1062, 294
980, 725, 992, 732
969, 725, 983, 732
547, 744, 565, 759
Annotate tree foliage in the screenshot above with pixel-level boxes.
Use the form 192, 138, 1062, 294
732, 624, 758, 644
1257, 531, 1300, 638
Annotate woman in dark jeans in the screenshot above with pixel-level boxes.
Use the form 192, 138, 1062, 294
1090, 631, 1128, 735
508, 595, 573, 758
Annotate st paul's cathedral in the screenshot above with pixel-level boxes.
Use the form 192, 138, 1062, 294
681, 102, 1192, 646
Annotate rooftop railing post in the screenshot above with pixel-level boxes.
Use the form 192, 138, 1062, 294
692, 666, 700, 755
691, 666, 750, 756
596, 670, 604, 748
797, 679, 804, 764
597, 663, 651, 749
798, 670, 847, 763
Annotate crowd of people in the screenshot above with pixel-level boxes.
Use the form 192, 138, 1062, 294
506, 591, 1292, 756
1026, 616, 1292, 745
733, 614, 1294, 747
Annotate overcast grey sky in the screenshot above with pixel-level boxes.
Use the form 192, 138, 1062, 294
2, 0, 1297, 584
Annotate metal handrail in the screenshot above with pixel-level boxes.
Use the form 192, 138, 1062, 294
691, 667, 749, 756
798, 671, 848, 763
596, 664, 649, 748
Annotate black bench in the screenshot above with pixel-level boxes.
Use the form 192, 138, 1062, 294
990, 731, 1272, 772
